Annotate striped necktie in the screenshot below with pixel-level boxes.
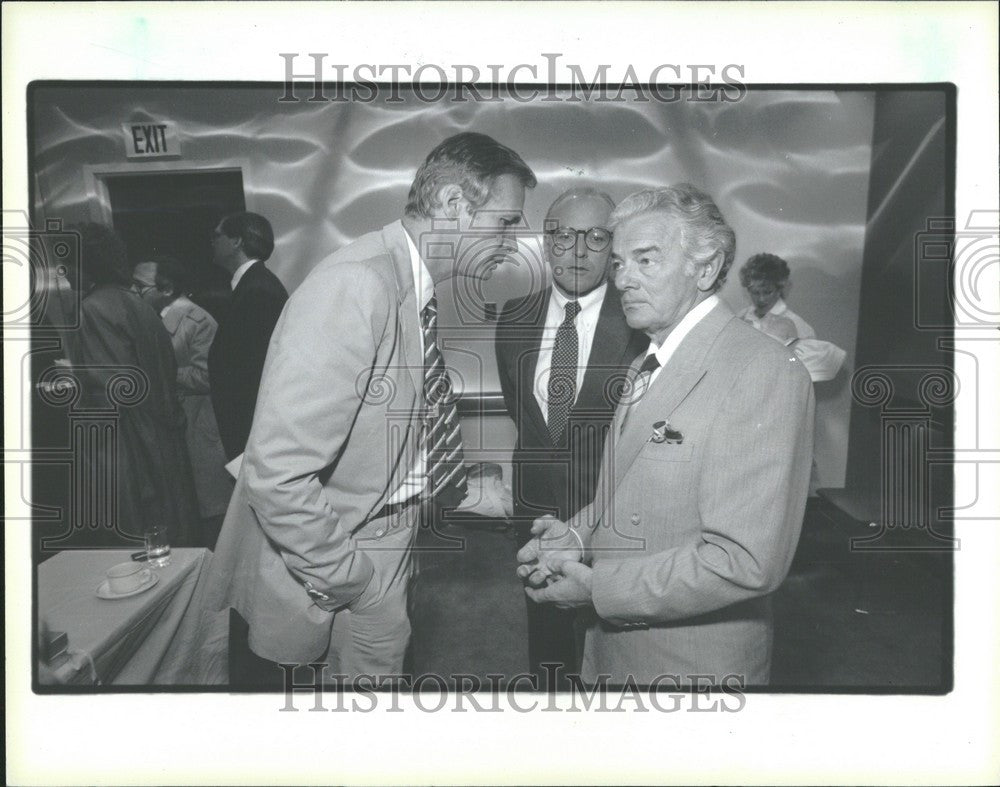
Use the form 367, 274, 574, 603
547, 299, 582, 443
421, 296, 467, 505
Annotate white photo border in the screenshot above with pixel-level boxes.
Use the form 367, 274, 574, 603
4, 2, 998, 785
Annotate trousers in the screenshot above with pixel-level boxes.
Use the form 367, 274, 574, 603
227, 501, 419, 688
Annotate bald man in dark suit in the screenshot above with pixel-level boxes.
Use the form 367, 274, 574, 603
496, 188, 647, 687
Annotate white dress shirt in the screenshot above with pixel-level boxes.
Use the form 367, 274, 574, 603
230, 258, 260, 291
642, 294, 720, 386
739, 298, 816, 339
405, 231, 436, 350
619, 295, 720, 432
532, 282, 608, 425
385, 230, 436, 504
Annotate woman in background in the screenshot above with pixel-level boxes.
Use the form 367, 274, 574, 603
738, 252, 847, 494
64, 224, 198, 546
739, 252, 817, 340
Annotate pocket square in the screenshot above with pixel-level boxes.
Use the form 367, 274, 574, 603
650, 420, 683, 444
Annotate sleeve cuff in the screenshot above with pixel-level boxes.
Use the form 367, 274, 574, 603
591, 561, 648, 629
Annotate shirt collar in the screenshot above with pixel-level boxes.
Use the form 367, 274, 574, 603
645, 294, 720, 366
404, 229, 435, 310
160, 296, 185, 319
550, 281, 607, 316
769, 298, 788, 317
230, 258, 259, 291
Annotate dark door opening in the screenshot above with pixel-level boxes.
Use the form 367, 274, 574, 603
104, 169, 246, 320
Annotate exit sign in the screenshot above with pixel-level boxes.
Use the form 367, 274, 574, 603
123, 122, 181, 158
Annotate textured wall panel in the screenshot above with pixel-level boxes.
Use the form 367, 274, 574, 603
31, 85, 875, 486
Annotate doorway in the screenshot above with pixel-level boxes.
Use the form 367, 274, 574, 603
103, 169, 246, 320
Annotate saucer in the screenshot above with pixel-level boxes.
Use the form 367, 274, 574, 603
96, 573, 159, 600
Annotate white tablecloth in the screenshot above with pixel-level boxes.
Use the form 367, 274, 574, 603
38, 548, 228, 686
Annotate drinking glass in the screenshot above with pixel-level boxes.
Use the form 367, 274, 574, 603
144, 524, 171, 567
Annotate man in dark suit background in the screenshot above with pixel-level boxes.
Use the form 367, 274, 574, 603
495, 187, 647, 686
207, 212, 289, 461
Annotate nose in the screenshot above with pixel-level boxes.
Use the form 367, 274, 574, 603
498, 230, 517, 257
573, 232, 588, 259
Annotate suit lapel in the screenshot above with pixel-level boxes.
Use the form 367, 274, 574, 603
382, 221, 424, 401
575, 286, 633, 412
613, 301, 733, 484
357, 222, 425, 516
517, 290, 551, 441
230, 261, 257, 306
220, 262, 261, 344
160, 298, 183, 338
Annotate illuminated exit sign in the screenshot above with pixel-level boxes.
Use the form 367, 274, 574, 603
123, 122, 181, 158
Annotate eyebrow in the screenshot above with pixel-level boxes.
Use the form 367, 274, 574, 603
631, 245, 661, 256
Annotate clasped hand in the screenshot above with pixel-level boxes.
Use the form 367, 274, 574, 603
515, 515, 592, 609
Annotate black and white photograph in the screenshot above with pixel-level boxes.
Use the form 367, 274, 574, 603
4, 2, 998, 785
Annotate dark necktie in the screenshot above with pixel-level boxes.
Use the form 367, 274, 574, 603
620, 353, 661, 432
421, 296, 467, 505
638, 353, 661, 376
547, 299, 582, 443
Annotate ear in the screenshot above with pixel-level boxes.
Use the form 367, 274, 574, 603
695, 252, 724, 292
435, 184, 467, 219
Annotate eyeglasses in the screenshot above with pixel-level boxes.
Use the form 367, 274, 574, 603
546, 226, 613, 252
132, 280, 156, 295
746, 283, 781, 296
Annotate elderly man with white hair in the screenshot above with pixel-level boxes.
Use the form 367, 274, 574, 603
518, 184, 815, 687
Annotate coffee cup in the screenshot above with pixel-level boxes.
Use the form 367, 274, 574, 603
106, 561, 152, 595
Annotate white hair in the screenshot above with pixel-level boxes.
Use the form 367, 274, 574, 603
609, 184, 736, 292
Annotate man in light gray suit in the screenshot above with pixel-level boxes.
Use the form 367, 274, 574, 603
206, 132, 536, 688
517, 184, 814, 687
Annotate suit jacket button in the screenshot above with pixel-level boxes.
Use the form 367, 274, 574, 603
375, 528, 386, 538
630, 513, 641, 526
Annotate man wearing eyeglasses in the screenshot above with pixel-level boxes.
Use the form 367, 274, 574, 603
132, 256, 232, 546
517, 184, 815, 688
495, 187, 647, 688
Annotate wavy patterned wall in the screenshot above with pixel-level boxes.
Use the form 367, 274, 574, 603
31, 85, 875, 486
